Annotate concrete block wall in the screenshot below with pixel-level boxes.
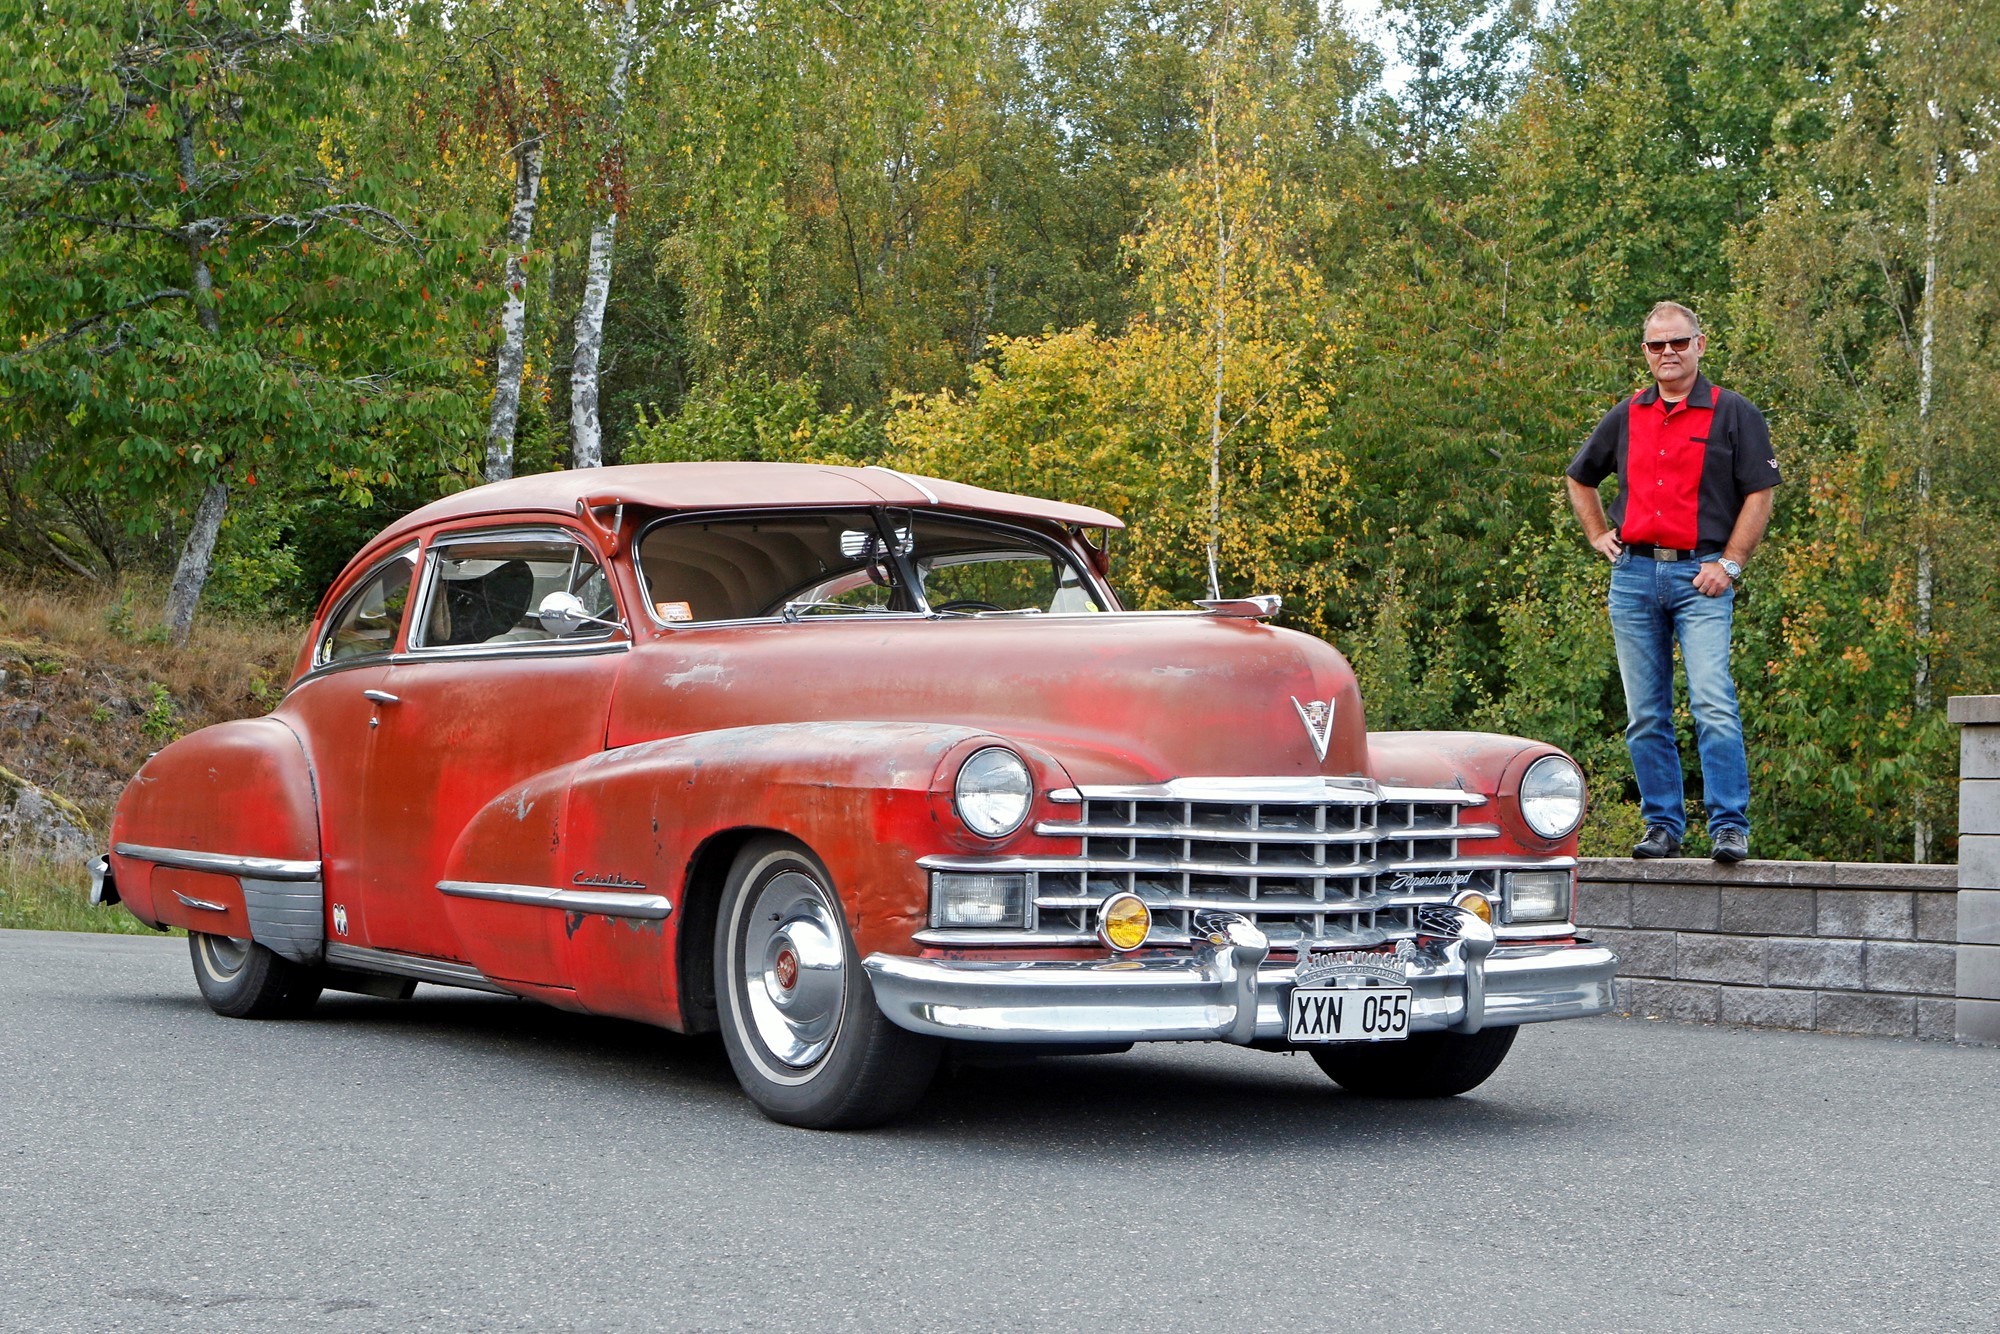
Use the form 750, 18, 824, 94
1951, 695, 2000, 1045
1576, 860, 1960, 1040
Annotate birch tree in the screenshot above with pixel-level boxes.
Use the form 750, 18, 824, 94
569, 0, 641, 469
0, 1, 483, 641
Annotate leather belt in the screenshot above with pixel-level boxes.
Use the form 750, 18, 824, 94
1625, 542, 1705, 562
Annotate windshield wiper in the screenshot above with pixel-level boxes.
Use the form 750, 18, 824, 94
781, 599, 887, 621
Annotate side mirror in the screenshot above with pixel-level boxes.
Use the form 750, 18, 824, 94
536, 591, 620, 635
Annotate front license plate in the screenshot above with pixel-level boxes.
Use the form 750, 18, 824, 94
1287, 986, 1412, 1043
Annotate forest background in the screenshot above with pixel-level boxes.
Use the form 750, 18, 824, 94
2, 0, 1996, 864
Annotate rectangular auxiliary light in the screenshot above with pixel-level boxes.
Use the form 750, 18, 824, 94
930, 873, 1029, 930
1504, 869, 1573, 925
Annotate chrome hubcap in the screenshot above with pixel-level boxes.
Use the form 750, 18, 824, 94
201, 934, 250, 978
743, 869, 845, 1069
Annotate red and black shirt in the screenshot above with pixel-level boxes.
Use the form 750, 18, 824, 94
1566, 375, 1780, 553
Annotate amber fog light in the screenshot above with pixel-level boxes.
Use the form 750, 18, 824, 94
1504, 870, 1572, 924
1099, 893, 1152, 952
930, 873, 1028, 929
1454, 890, 1494, 924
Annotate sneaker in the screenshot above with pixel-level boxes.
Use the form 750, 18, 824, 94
1633, 825, 1682, 859
1711, 828, 1749, 864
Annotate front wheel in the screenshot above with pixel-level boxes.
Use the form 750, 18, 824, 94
714, 837, 940, 1129
188, 932, 323, 1019
1310, 1025, 1518, 1098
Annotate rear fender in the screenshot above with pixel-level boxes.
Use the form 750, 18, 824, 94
108, 718, 324, 961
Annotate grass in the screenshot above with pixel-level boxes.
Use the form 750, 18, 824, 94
2, 578, 297, 934
0, 848, 176, 936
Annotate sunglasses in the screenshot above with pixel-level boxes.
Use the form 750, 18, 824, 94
1643, 336, 1696, 353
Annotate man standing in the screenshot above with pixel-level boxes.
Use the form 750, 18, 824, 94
1565, 302, 1780, 862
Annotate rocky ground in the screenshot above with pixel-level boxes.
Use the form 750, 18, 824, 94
0, 582, 301, 890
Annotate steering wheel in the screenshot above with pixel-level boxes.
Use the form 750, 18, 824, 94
934, 600, 1005, 614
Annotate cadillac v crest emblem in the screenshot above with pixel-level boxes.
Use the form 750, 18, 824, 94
1292, 697, 1335, 762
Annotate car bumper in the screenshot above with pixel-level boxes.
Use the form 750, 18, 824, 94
862, 915, 1617, 1044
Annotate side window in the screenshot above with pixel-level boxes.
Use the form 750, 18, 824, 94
316, 550, 418, 665
412, 531, 623, 649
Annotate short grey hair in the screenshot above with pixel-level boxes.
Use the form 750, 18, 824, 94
1644, 301, 1702, 336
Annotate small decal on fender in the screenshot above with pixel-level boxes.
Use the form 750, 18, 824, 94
332, 903, 349, 936
572, 871, 647, 890
1292, 697, 1335, 762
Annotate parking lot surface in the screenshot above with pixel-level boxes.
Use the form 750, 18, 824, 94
2, 929, 1993, 1332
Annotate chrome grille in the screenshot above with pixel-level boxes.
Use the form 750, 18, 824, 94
919, 778, 1504, 951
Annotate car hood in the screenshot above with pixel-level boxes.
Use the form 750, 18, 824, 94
607, 613, 1367, 785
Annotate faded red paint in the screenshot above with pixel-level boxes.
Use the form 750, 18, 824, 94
113, 462, 1583, 1036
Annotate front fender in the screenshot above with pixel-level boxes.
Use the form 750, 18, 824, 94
1369, 731, 1581, 857
439, 722, 1075, 1005
107, 718, 324, 960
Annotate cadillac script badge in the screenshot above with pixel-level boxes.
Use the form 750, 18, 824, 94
1292, 697, 1335, 762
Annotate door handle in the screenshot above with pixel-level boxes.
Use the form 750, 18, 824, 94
364, 690, 400, 705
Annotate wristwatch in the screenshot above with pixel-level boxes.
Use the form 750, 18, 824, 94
1718, 558, 1742, 580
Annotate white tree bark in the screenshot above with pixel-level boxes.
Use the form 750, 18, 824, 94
1913, 155, 1940, 862
487, 134, 545, 482
570, 0, 640, 470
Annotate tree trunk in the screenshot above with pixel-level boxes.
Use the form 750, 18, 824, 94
1912, 156, 1940, 862
571, 211, 618, 469
164, 479, 228, 646
165, 123, 229, 643
487, 134, 546, 482
1204, 16, 1231, 602
570, 0, 639, 471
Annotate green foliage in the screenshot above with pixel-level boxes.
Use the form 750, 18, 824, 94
138, 682, 179, 743
1, 0, 1992, 861
624, 375, 885, 466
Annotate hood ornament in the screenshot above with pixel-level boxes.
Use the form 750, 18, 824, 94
1293, 697, 1335, 762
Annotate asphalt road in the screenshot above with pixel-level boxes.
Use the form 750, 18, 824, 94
2, 930, 1994, 1333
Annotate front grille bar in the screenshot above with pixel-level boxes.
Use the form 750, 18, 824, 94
917, 778, 1566, 952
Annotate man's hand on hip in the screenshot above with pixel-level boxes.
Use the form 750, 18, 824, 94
1694, 561, 1734, 596
1590, 530, 1624, 562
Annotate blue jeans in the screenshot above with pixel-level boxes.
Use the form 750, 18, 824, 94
1607, 556, 1750, 839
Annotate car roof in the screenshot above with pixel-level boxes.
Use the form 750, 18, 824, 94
379, 462, 1124, 547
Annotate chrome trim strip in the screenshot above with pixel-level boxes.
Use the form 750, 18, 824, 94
323, 942, 512, 994
386, 640, 630, 665
114, 842, 322, 882
913, 928, 1100, 947
1055, 777, 1486, 806
172, 891, 228, 913
867, 464, 941, 504
1030, 889, 1484, 914
437, 880, 673, 920
917, 853, 1574, 879
1031, 820, 1502, 846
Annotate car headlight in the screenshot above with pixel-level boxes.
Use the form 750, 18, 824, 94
1504, 869, 1573, 924
1518, 754, 1585, 839
954, 746, 1033, 838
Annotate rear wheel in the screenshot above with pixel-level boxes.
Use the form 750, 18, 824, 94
714, 837, 940, 1129
188, 932, 323, 1019
1310, 1026, 1518, 1098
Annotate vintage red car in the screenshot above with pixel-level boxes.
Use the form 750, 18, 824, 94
96, 463, 1616, 1127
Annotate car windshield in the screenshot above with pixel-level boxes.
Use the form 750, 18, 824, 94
636, 511, 1105, 624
